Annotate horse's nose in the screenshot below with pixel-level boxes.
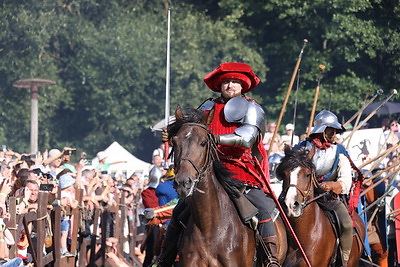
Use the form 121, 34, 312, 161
288, 200, 302, 217
174, 176, 193, 198
183, 176, 193, 189
291, 201, 300, 210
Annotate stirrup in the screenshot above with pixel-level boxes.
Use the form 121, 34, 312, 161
150, 260, 162, 267
264, 259, 281, 267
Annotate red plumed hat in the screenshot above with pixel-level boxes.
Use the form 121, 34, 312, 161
203, 62, 260, 93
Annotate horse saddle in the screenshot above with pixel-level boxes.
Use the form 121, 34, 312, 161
230, 192, 259, 227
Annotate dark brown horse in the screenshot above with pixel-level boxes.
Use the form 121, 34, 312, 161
168, 108, 286, 266
276, 148, 365, 267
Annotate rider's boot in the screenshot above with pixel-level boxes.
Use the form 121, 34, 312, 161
262, 235, 281, 267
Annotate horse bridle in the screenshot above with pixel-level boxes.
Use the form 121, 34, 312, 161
177, 123, 218, 196
284, 168, 321, 209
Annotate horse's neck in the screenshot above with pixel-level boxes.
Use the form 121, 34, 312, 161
189, 172, 231, 231
290, 202, 323, 237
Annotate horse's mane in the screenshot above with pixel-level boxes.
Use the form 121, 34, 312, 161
167, 108, 206, 138
213, 161, 244, 198
275, 148, 315, 180
169, 107, 244, 198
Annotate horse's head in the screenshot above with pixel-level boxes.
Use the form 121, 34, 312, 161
276, 148, 317, 217
168, 107, 216, 198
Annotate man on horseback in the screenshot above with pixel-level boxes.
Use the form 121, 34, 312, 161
295, 110, 356, 266
158, 62, 280, 266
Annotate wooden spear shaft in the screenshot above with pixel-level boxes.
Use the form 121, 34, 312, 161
360, 167, 400, 197
268, 39, 308, 156
357, 142, 400, 170
342, 89, 382, 128
154, 204, 176, 214
342, 89, 398, 144
307, 65, 325, 136
362, 145, 398, 179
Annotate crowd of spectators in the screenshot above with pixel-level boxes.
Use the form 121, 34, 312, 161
0, 146, 156, 266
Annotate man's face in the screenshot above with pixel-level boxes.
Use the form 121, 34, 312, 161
29, 172, 39, 181
220, 79, 243, 99
62, 154, 71, 163
324, 127, 337, 142
268, 123, 277, 132
27, 183, 39, 202
1, 167, 11, 178
50, 158, 62, 168
153, 155, 162, 167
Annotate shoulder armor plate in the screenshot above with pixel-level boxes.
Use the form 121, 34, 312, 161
243, 101, 266, 136
199, 99, 215, 111
224, 97, 249, 123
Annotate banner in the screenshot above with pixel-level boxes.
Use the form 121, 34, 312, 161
341, 128, 385, 168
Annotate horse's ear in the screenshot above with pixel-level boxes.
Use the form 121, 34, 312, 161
199, 113, 208, 125
175, 106, 183, 120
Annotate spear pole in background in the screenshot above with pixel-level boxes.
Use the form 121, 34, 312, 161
306, 64, 325, 137
267, 39, 308, 156
163, 8, 171, 169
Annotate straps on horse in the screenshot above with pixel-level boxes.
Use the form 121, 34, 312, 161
255, 231, 281, 267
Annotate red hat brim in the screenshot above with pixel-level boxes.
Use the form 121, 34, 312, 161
203, 62, 260, 93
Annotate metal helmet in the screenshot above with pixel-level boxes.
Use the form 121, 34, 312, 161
310, 110, 345, 135
268, 153, 284, 180
148, 166, 162, 188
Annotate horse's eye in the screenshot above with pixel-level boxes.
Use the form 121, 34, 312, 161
200, 141, 207, 147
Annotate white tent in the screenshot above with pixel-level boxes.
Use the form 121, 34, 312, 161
91, 141, 151, 179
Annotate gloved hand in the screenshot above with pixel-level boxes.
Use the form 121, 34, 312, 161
211, 134, 220, 145
320, 181, 342, 195
143, 208, 155, 220
161, 127, 169, 143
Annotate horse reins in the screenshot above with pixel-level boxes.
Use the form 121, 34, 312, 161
178, 123, 218, 196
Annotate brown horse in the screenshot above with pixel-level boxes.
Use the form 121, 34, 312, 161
168, 108, 286, 266
276, 148, 365, 267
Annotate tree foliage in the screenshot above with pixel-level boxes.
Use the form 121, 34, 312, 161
0, 0, 399, 160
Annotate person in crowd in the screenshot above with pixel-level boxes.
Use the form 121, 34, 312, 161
384, 120, 399, 149
263, 122, 282, 154
294, 110, 359, 266
159, 62, 280, 266
0, 217, 22, 267
95, 151, 127, 172
59, 173, 78, 257
152, 143, 173, 166
155, 167, 177, 208
43, 149, 64, 178
60, 149, 77, 173
150, 155, 163, 172
281, 123, 299, 147
24, 180, 39, 213
0, 164, 11, 179
381, 117, 391, 132
141, 166, 161, 267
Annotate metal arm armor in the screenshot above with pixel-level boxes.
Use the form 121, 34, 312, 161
219, 125, 259, 149
219, 97, 266, 149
